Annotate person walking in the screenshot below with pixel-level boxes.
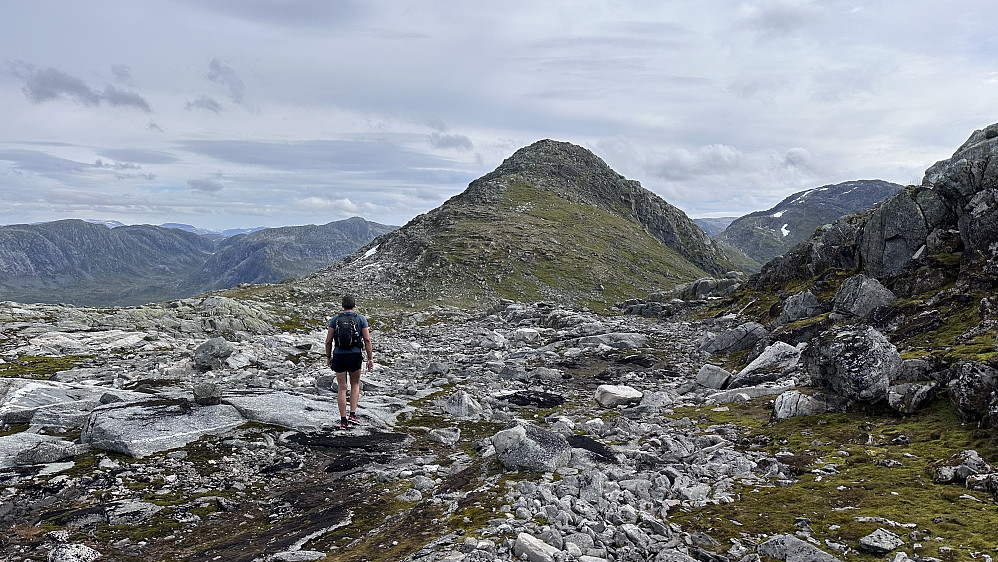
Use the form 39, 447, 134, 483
324, 294, 374, 429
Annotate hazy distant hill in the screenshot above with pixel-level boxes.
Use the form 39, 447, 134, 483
0, 219, 216, 306
0, 218, 394, 306
715, 180, 903, 265
693, 217, 737, 237
293, 139, 733, 308
180, 217, 397, 293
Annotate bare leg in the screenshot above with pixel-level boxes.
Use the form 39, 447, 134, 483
336, 371, 348, 418
348, 369, 362, 414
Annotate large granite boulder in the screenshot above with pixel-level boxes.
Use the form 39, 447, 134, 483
777, 290, 820, 324
701, 322, 768, 354
831, 274, 896, 319
594, 385, 643, 408
947, 361, 998, 422
773, 390, 848, 420
491, 422, 572, 472
82, 398, 245, 458
729, 341, 802, 388
802, 325, 901, 402
194, 337, 235, 371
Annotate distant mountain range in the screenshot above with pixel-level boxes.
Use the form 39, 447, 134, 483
0, 218, 395, 306
714, 180, 904, 266
693, 217, 737, 237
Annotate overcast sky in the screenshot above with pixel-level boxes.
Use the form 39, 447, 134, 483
2, 1, 996, 230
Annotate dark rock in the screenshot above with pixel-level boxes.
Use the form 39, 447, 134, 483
802, 325, 901, 402
194, 337, 235, 372
887, 382, 938, 414
496, 391, 565, 408
831, 274, 896, 319
701, 322, 768, 354
947, 361, 998, 422
777, 290, 820, 324
492, 422, 572, 472
193, 382, 222, 406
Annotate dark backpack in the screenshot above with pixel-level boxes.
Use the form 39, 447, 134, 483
334, 313, 360, 349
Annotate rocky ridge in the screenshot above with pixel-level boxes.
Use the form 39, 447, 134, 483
293, 140, 733, 309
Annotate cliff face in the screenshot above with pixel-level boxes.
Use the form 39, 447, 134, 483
757, 123, 998, 294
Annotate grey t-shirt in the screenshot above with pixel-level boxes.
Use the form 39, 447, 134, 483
328, 311, 368, 354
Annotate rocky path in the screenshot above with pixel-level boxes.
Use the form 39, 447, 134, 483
1, 298, 996, 561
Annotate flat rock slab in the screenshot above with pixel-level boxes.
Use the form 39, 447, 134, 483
758, 534, 841, 562
225, 391, 342, 432
82, 398, 245, 458
0, 432, 82, 468
0, 378, 143, 426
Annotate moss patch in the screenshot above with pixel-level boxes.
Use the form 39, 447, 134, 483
668, 398, 998, 561
0, 354, 94, 379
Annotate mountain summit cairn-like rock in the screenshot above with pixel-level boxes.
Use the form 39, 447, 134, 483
306, 139, 733, 308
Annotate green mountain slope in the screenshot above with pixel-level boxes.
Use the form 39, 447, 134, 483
292, 140, 731, 309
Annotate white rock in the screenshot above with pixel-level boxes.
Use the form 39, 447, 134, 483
594, 385, 643, 408
513, 532, 562, 562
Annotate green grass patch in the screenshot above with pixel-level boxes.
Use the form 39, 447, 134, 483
668, 398, 998, 561
0, 354, 94, 379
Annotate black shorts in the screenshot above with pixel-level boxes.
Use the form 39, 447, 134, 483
331, 352, 363, 373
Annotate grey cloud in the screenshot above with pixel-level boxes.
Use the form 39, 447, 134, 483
207, 59, 245, 104
147, 122, 165, 133
737, 0, 822, 39
111, 64, 132, 84
423, 116, 448, 132
187, 178, 224, 192
101, 85, 153, 112
178, 139, 464, 173
0, 149, 87, 177
651, 144, 750, 181
428, 133, 473, 151
11, 62, 101, 106
99, 148, 179, 164
190, 0, 367, 29
186, 95, 224, 113
94, 159, 142, 171
10, 62, 152, 111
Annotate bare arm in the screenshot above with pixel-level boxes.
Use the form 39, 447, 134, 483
362, 327, 373, 371
324, 327, 334, 366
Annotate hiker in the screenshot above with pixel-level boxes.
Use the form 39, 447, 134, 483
324, 294, 374, 429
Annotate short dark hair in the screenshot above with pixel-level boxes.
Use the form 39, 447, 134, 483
342, 294, 356, 310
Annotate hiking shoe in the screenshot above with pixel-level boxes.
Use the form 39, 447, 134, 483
347, 414, 361, 425
339, 419, 349, 430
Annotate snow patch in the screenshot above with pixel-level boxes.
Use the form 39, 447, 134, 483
362, 245, 379, 259
781, 224, 790, 237
771, 211, 785, 218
